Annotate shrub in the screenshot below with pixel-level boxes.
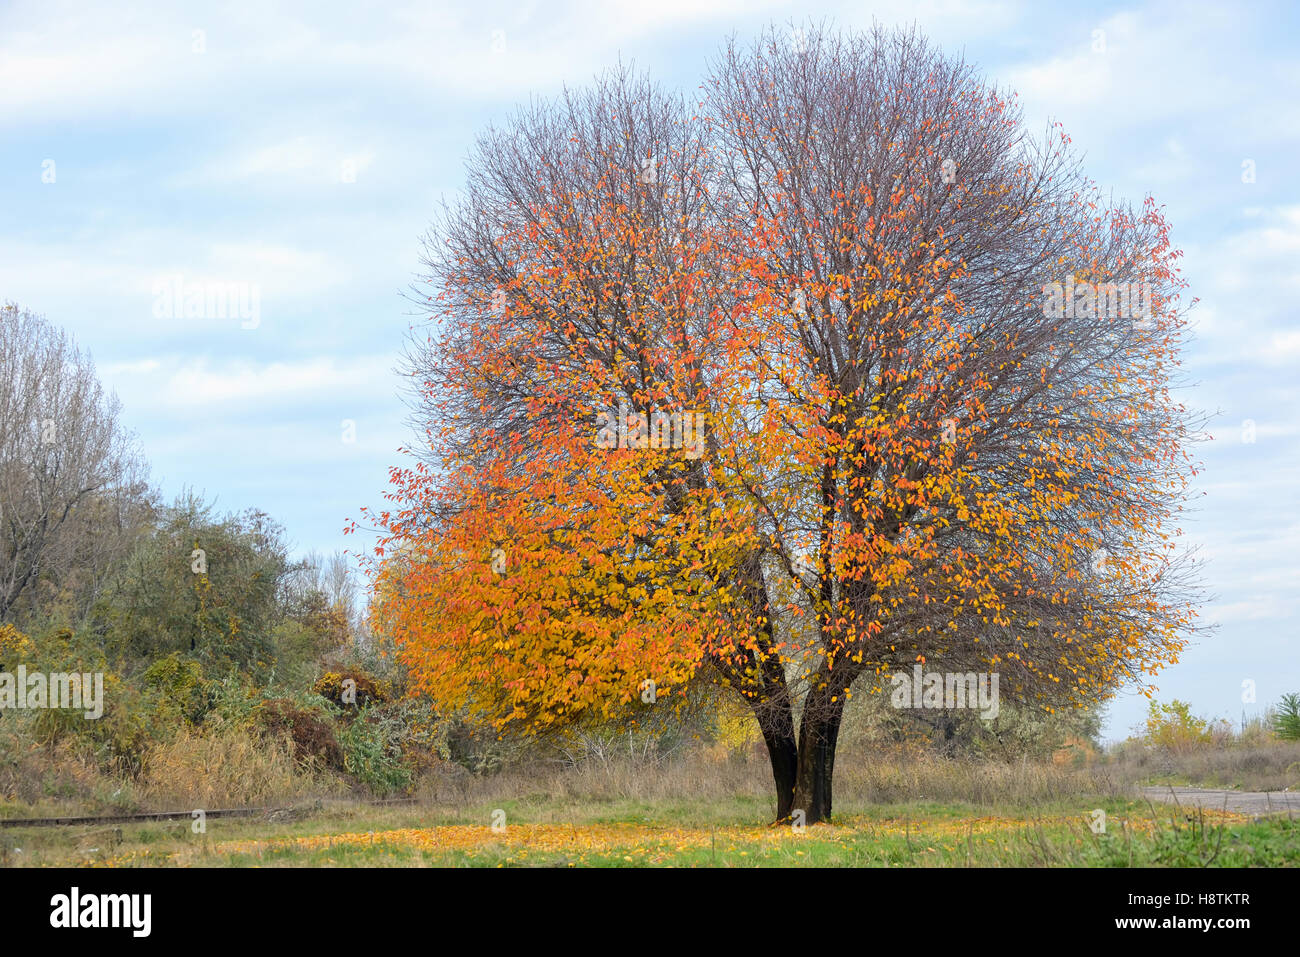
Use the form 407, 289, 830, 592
0, 717, 117, 808
312, 669, 389, 711
23, 633, 155, 779
0, 624, 34, 669
336, 708, 412, 795
142, 653, 213, 727
1142, 699, 1226, 753
206, 673, 263, 729
92, 494, 288, 679
1051, 733, 1100, 767
258, 698, 344, 770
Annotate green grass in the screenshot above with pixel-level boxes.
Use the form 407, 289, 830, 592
2, 796, 1294, 867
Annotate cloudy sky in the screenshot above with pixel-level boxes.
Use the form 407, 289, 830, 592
2, 0, 1295, 740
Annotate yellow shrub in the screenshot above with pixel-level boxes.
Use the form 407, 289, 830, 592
0, 624, 34, 666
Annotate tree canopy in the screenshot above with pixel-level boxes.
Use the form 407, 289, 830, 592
365, 23, 1203, 823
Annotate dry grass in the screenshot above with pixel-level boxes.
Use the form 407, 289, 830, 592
0, 733, 128, 814
412, 739, 1300, 822
139, 726, 343, 808
3, 721, 1298, 823
410, 745, 1134, 821
1108, 738, 1300, 791
0, 720, 341, 817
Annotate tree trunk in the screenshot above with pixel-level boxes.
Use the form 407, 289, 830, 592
791, 688, 847, 824
752, 698, 798, 821
726, 545, 800, 822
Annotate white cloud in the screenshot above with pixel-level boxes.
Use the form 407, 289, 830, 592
1183, 205, 1300, 367
0, 234, 350, 326
1207, 596, 1293, 625
101, 358, 163, 376
148, 355, 397, 408
0, 0, 796, 127
1264, 329, 1300, 362
169, 138, 379, 188
1002, 4, 1271, 150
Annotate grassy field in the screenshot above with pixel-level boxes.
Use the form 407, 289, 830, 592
3, 793, 1295, 868
4, 745, 1298, 868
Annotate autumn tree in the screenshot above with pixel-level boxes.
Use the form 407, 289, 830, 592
366, 25, 1203, 824
374, 65, 769, 752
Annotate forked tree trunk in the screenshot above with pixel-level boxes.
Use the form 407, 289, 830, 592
791, 688, 848, 824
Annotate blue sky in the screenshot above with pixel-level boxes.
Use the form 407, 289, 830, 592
2, 0, 1296, 740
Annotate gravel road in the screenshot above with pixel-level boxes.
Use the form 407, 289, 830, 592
1140, 786, 1300, 815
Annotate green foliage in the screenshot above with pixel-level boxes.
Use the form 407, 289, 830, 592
1275, 693, 1300, 741
141, 653, 213, 727
33, 675, 154, 779
0, 308, 397, 805
336, 707, 412, 795
380, 697, 453, 764
91, 492, 289, 678
205, 673, 264, 730
1141, 699, 1230, 753
266, 619, 328, 689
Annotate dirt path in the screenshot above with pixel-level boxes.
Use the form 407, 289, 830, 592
1141, 786, 1299, 816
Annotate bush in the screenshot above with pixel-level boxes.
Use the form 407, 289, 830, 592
831, 680, 1105, 761
258, 698, 344, 770
0, 715, 126, 809
0, 624, 34, 669
312, 669, 389, 711
206, 673, 263, 729
92, 494, 288, 679
336, 707, 411, 795
1142, 699, 1229, 753
19, 629, 156, 779
142, 653, 213, 727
